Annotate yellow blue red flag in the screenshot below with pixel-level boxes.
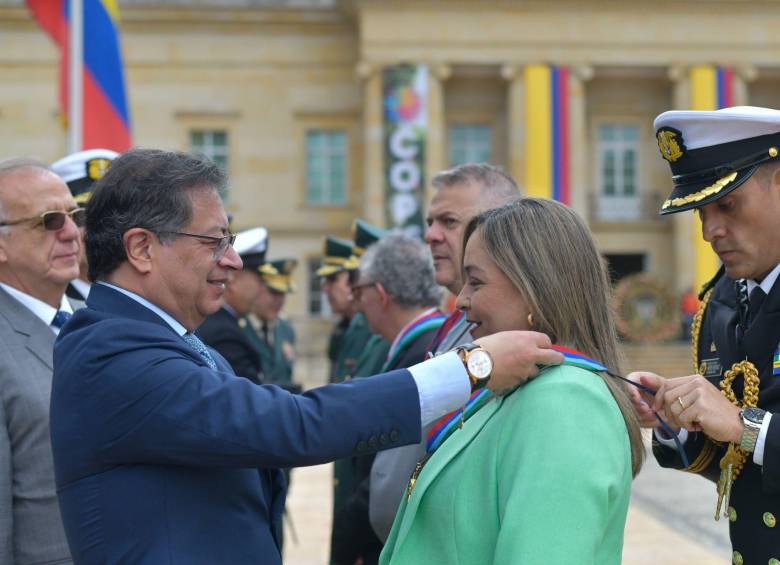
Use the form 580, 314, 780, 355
27, 0, 131, 151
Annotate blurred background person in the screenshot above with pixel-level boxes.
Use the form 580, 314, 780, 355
199, 227, 268, 384
50, 148, 117, 302
0, 158, 81, 565
330, 234, 445, 565
316, 235, 361, 383
247, 258, 300, 392
329, 219, 390, 565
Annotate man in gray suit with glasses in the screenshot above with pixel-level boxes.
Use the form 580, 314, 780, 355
0, 158, 80, 564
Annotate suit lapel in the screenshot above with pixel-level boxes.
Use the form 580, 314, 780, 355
394, 395, 505, 544
0, 287, 56, 370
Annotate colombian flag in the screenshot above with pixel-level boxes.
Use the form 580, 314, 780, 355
524, 64, 570, 205
27, 0, 131, 151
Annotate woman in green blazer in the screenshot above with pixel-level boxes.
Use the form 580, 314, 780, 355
380, 198, 645, 565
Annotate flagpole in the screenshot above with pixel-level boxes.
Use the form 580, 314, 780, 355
68, 0, 83, 153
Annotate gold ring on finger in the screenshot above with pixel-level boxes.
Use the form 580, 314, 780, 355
677, 396, 686, 410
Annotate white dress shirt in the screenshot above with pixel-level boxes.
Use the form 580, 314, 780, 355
0, 282, 73, 335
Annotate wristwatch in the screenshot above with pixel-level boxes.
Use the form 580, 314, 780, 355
455, 343, 493, 392
739, 407, 766, 452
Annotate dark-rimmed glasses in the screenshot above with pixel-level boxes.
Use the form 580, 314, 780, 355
0, 207, 86, 231
350, 280, 376, 300
161, 231, 237, 260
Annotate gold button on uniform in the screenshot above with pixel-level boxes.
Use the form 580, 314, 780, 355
728, 506, 737, 522
764, 511, 776, 528
732, 550, 743, 565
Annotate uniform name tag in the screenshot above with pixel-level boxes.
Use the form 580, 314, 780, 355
699, 358, 722, 378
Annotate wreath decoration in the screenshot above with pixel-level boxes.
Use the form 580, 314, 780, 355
612, 274, 680, 343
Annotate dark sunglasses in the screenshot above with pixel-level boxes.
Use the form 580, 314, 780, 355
0, 207, 86, 231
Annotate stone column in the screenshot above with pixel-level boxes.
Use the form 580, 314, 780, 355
357, 61, 385, 227
734, 64, 757, 106
568, 64, 593, 221
500, 64, 524, 188
424, 64, 451, 205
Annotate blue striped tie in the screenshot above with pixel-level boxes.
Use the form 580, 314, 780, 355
51, 310, 72, 330
182, 332, 218, 370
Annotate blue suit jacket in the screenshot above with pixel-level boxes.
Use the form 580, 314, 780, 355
50, 284, 420, 564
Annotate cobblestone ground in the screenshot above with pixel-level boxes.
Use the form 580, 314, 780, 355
283, 441, 731, 565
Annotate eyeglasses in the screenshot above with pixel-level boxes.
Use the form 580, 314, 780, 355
0, 207, 86, 231
350, 281, 376, 300
162, 231, 237, 260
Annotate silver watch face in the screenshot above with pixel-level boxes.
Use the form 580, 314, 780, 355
467, 350, 493, 380
742, 407, 766, 425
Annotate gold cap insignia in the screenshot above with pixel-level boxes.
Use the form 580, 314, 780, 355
657, 128, 686, 163
87, 158, 112, 181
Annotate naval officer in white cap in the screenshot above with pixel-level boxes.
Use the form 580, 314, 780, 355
630, 106, 780, 565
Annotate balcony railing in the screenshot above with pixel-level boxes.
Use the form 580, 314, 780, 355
587, 191, 667, 223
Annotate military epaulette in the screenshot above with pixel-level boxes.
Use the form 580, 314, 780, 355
698, 265, 725, 301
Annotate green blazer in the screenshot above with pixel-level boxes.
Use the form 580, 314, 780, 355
380, 364, 632, 565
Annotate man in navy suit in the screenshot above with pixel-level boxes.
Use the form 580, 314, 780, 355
50, 148, 563, 565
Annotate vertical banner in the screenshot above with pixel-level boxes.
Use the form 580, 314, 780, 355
383, 64, 428, 237
689, 65, 734, 291
27, 0, 132, 151
524, 64, 570, 204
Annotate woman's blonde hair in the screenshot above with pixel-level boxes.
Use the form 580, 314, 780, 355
464, 198, 644, 476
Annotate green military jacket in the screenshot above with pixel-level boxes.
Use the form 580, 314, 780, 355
331, 314, 389, 517
243, 315, 295, 386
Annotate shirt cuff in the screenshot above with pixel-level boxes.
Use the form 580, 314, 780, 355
408, 351, 471, 427
654, 426, 689, 448
754, 412, 773, 466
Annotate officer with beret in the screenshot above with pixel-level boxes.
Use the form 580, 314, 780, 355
245, 258, 300, 393
630, 106, 780, 565
51, 148, 117, 301
198, 227, 267, 384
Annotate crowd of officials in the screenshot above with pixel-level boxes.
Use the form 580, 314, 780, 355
1, 104, 780, 565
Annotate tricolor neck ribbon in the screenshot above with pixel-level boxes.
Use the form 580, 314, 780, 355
552, 345, 689, 469
383, 309, 446, 372
426, 388, 491, 453
426, 309, 466, 355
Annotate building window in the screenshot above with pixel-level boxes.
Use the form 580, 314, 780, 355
598, 124, 638, 197
190, 129, 229, 199
308, 257, 331, 316
305, 129, 347, 206
596, 124, 640, 221
448, 124, 492, 166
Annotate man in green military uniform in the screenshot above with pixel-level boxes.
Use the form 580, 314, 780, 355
317, 235, 362, 383
246, 258, 300, 393
629, 106, 780, 565
329, 220, 390, 565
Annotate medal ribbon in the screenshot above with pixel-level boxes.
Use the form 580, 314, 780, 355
382, 309, 447, 372
552, 345, 689, 468
425, 344, 689, 468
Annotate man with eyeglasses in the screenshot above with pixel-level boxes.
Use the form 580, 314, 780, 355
49, 148, 563, 565
51, 148, 118, 302
0, 158, 79, 564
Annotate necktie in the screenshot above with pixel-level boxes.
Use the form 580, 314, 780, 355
261, 322, 270, 346
735, 279, 750, 332
747, 286, 767, 328
182, 332, 218, 370
51, 310, 72, 329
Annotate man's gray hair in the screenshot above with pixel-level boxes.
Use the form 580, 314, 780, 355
359, 233, 442, 308
0, 157, 51, 229
431, 162, 520, 203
